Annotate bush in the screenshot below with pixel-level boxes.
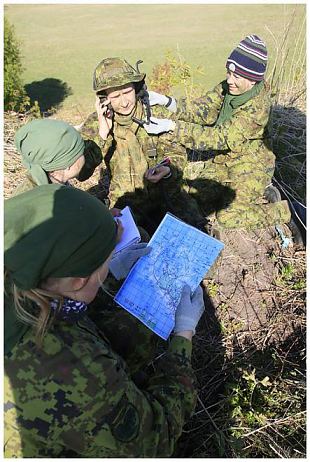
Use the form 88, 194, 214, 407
4, 16, 30, 111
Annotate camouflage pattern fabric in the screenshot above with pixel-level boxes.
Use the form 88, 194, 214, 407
93, 57, 145, 93
87, 287, 159, 375
4, 307, 196, 457
80, 102, 206, 235
171, 81, 291, 229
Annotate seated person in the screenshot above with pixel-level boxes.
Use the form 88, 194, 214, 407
143, 35, 302, 241
4, 184, 205, 457
80, 57, 206, 235
13, 118, 102, 195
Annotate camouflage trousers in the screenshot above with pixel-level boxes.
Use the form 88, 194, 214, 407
113, 185, 206, 235
183, 155, 291, 230
88, 285, 160, 378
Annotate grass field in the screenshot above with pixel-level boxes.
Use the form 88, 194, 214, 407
5, 3, 305, 121
4, 3, 306, 458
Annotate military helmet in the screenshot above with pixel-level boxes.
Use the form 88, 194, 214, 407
93, 57, 146, 93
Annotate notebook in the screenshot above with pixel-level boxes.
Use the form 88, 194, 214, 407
113, 206, 141, 255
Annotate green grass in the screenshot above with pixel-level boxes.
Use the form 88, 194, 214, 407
5, 3, 305, 119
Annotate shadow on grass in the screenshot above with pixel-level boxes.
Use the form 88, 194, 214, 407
25, 78, 73, 115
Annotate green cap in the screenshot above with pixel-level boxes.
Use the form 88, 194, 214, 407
4, 184, 117, 290
93, 57, 145, 93
15, 119, 85, 185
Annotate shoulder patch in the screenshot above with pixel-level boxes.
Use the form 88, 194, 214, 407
110, 396, 140, 442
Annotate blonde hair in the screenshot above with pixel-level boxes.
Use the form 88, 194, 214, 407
12, 283, 63, 346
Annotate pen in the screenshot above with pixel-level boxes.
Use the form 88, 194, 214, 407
151, 157, 171, 175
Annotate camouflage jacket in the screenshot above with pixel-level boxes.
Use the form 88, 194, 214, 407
79, 105, 188, 209
172, 80, 275, 167
4, 307, 196, 457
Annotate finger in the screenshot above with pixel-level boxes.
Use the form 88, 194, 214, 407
116, 218, 124, 232
131, 247, 152, 259
136, 246, 152, 256
192, 285, 203, 300
128, 242, 149, 250
115, 220, 124, 243
180, 284, 191, 299
144, 169, 153, 180
110, 207, 122, 217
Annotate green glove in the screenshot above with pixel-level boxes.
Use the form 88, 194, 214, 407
77, 139, 103, 181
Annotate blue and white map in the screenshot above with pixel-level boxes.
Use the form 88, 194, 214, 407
114, 213, 224, 340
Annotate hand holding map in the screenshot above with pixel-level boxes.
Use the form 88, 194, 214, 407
115, 213, 224, 339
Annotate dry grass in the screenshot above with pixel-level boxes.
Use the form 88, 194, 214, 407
3, 16, 306, 456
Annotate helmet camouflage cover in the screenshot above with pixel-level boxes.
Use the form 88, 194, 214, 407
93, 57, 145, 92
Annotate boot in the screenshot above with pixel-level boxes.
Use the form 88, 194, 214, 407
264, 184, 306, 247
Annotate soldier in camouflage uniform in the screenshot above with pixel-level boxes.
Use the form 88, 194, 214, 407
4, 184, 205, 457
80, 57, 206, 235
13, 118, 103, 196
143, 35, 291, 231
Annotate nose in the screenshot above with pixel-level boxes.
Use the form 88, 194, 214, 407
226, 73, 234, 85
120, 94, 128, 107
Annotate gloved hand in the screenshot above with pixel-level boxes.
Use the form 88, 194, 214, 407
143, 117, 176, 135
147, 90, 177, 113
109, 243, 151, 280
174, 284, 205, 334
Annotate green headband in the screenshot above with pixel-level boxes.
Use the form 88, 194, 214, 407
4, 184, 117, 290
15, 119, 85, 185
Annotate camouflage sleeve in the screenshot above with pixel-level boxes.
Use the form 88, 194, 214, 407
81, 335, 196, 457
5, 323, 196, 458
172, 96, 269, 152
153, 136, 188, 196
174, 82, 224, 125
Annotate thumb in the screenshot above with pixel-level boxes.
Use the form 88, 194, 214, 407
128, 242, 150, 251
192, 285, 203, 302
135, 246, 152, 258
180, 284, 191, 301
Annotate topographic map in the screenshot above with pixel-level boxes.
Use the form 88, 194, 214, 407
114, 213, 224, 339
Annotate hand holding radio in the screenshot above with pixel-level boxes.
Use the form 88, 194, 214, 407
95, 95, 113, 140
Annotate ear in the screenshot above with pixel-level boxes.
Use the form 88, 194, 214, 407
71, 277, 89, 291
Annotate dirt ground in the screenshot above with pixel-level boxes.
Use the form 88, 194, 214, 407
4, 112, 305, 341
205, 225, 302, 341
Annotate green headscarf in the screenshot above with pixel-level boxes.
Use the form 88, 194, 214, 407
215, 80, 264, 127
15, 119, 85, 185
4, 184, 117, 290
